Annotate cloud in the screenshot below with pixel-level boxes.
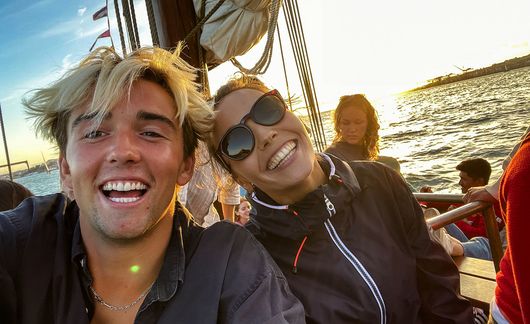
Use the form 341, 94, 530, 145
78, 7, 87, 17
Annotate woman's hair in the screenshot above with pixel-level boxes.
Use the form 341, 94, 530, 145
23, 45, 214, 158
332, 94, 380, 160
235, 197, 250, 222
206, 74, 271, 172
0, 180, 33, 211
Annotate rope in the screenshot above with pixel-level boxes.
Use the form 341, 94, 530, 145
276, 26, 293, 110
121, 0, 138, 50
145, 0, 159, 46
282, 0, 326, 151
113, 0, 127, 55
183, 0, 228, 45
230, 0, 282, 75
128, 0, 141, 47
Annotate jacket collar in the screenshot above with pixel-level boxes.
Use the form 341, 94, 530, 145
71, 201, 190, 308
250, 153, 361, 240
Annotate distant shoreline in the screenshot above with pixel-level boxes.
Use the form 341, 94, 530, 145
409, 53, 530, 92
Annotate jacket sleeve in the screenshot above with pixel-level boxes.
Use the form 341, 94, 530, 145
0, 210, 21, 324
385, 168, 473, 323
225, 227, 306, 324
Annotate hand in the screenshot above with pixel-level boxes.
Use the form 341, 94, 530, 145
420, 186, 433, 193
463, 186, 496, 203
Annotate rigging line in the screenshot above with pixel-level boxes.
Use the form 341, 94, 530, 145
104, 0, 115, 50
121, 0, 137, 50
292, 0, 326, 148
276, 25, 293, 111
183, 0, 227, 45
283, 0, 322, 150
284, 0, 326, 151
128, 0, 141, 47
197, 0, 210, 96
113, 0, 127, 55
231, 0, 282, 75
282, 0, 314, 140
145, 0, 159, 46
288, 0, 325, 151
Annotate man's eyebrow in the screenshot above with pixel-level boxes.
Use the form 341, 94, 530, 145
137, 111, 177, 130
71, 111, 109, 129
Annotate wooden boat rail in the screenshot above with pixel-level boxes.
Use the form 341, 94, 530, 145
413, 193, 502, 272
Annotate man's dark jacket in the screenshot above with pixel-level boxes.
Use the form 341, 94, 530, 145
0, 194, 304, 323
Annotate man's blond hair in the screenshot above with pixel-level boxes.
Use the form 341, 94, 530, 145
24, 45, 213, 157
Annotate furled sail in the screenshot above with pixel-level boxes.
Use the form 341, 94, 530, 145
193, 0, 271, 64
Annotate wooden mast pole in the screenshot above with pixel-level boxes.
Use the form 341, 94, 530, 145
0, 104, 13, 181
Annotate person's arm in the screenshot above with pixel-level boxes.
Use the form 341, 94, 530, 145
218, 175, 240, 222
454, 214, 487, 238
223, 226, 305, 324
465, 125, 530, 203
386, 169, 473, 322
0, 212, 18, 323
500, 138, 530, 321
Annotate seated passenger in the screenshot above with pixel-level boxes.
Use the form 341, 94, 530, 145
0, 179, 33, 211
207, 75, 473, 323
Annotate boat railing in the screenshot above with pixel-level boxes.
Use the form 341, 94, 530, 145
413, 193, 502, 272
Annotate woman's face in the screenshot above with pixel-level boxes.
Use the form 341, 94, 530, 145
237, 201, 251, 222
338, 106, 368, 145
213, 88, 318, 201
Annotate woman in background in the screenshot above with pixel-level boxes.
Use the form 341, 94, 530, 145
325, 94, 379, 161
234, 197, 251, 226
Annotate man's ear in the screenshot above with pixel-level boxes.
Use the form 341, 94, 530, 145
176, 154, 195, 186
59, 153, 74, 199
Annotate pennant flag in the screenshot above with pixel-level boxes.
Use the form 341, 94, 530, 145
89, 29, 111, 51
92, 6, 108, 21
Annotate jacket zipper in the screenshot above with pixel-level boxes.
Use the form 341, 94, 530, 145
323, 194, 387, 324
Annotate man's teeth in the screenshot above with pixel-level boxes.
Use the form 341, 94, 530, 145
108, 197, 141, 203
102, 181, 147, 191
268, 141, 296, 170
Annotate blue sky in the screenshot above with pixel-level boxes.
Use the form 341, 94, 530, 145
1, 0, 530, 169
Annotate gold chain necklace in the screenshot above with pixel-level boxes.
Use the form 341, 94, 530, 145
89, 281, 154, 312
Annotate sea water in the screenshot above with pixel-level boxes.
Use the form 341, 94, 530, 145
12, 66, 530, 196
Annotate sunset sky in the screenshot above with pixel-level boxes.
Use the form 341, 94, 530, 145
1, 0, 529, 168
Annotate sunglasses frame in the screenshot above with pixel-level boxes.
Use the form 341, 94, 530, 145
216, 89, 287, 166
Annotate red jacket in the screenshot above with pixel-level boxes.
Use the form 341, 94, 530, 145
495, 136, 530, 323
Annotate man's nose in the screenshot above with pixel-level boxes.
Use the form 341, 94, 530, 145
107, 131, 141, 164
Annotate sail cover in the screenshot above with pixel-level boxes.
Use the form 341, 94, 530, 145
194, 0, 271, 64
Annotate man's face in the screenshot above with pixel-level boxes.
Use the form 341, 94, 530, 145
60, 79, 194, 241
458, 171, 485, 193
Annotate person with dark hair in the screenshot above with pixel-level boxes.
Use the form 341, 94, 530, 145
456, 158, 492, 193
206, 74, 473, 323
0, 47, 304, 323
0, 180, 33, 211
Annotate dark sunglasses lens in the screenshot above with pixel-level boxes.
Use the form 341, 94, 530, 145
252, 95, 285, 125
222, 127, 254, 160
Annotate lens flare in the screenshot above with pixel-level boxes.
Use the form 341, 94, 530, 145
130, 265, 140, 273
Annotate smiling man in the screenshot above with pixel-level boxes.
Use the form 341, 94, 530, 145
0, 46, 303, 324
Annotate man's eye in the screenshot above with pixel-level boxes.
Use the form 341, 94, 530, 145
142, 131, 162, 138
84, 130, 104, 139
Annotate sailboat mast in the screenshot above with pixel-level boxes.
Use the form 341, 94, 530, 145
0, 104, 13, 181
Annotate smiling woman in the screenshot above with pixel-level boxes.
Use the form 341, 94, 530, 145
206, 73, 474, 323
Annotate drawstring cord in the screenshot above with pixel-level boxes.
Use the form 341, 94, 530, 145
292, 236, 307, 274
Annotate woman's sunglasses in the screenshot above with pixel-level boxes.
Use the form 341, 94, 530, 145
216, 89, 287, 162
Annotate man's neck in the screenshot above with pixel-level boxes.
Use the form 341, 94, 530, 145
81, 213, 173, 307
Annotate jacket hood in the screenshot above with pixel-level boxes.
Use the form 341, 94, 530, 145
249, 153, 362, 240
